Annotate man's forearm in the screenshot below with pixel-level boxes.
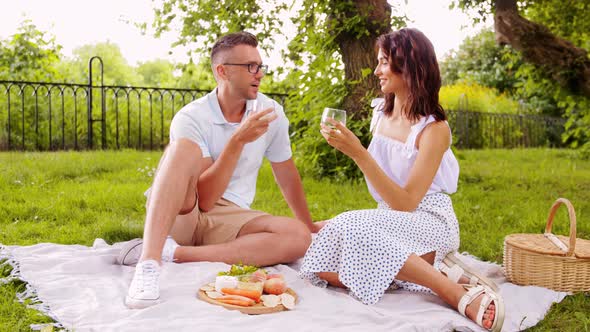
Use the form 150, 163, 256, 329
272, 160, 314, 230
197, 137, 244, 211
283, 181, 314, 229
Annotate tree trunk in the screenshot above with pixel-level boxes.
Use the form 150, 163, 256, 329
332, 0, 391, 117
494, 0, 590, 97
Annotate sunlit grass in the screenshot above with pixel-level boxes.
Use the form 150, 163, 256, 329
1, 149, 589, 331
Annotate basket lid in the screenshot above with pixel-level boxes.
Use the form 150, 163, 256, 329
505, 233, 590, 259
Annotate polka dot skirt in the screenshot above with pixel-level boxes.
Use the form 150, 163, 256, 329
299, 193, 460, 305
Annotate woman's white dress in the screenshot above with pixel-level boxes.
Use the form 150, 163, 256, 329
299, 103, 461, 305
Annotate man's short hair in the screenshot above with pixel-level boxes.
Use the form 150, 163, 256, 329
210, 32, 258, 64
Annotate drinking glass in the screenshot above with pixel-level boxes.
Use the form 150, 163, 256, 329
247, 99, 275, 120
248, 99, 276, 112
257, 100, 275, 113
321, 108, 346, 128
246, 99, 258, 113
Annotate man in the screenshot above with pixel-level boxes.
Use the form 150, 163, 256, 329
119, 31, 319, 309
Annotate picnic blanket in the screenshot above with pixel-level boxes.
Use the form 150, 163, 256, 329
0, 239, 567, 331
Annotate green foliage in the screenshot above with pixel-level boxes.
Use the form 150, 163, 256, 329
448, 1, 590, 150
65, 42, 143, 86
440, 29, 522, 94
0, 21, 218, 150
0, 20, 62, 81
523, 0, 590, 51
440, 82, 520, 114
3, 27, 212, 91
510, 63, 590, 150
282, 1, 404, 179
0, 22, 64, 149
136, 58, 218, 90
438, 82, 556, 149
449, 0, 494, 24
280, 43, 371, 179
151, 0, 288, 57
440, 26, 590, 149
561, 93, 590, 149
173, 58, 216, 90
136, 59, 176, 87
1, 150, 589, 328
283, 23, 353, 179
291, 103, 372, 180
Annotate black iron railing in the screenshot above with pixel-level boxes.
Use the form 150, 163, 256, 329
447, 110, 566, 149
0, 57, 566, 151
0, 57, 287, 151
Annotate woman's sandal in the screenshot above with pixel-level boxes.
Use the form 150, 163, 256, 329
441, 252, 499, 292
458, 285, 505, 332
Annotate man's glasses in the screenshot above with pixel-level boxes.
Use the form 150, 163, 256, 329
223, 63, 269, 74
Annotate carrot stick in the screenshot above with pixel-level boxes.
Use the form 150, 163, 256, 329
217, 299, 254, 307
218, 295, 255, 303
221, 288, 261, 301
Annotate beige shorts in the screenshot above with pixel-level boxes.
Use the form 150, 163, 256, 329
168, 198, 269, 246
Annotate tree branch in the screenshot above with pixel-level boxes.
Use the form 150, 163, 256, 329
494, 0, 590, 96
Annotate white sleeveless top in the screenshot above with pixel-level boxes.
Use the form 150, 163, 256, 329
366, 99, 460, 204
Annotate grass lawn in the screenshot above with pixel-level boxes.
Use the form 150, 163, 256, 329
1, 149, 589, 331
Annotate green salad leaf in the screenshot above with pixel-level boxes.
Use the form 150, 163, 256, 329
217, 263, 261, 276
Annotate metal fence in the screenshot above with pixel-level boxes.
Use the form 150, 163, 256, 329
0, 57, 565, 151
0, 57, 287, 151
447, 110, 565, 149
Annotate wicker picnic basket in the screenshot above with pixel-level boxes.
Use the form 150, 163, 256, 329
503, 198, 590, 292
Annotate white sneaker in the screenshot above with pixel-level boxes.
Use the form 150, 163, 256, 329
116, 238, 143, 266
125, 260, 161, 309
117, 237, 179, 266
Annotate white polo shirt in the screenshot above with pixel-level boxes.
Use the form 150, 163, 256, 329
168, 89, 292, 209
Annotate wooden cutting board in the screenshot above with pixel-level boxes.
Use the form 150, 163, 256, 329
197, 287, 298, 315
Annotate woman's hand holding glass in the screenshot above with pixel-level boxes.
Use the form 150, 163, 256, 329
321, 108, 347, 129
320, 116, 364, 160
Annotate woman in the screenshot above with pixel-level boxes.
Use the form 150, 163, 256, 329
300, 28, 504, 331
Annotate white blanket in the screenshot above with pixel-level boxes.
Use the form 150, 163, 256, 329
0, 239, 567, 332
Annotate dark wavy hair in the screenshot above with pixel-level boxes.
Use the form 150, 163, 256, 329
376, 28, 446, 122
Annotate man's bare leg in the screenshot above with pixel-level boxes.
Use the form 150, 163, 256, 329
173, 215, 311, 266
140, 138, 203, 263
124, 139, 202, 309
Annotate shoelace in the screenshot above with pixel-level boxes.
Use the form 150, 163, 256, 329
133, 263, 159, 293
